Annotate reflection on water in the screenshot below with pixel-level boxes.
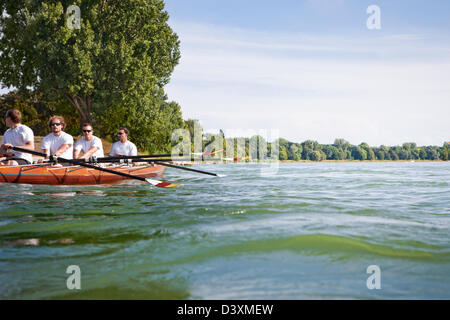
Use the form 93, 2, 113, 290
47, 238, 74, 245
40, 192, 77, 198
10, 238, 40, 246
6, 238, 75, 247
77, 190, 107, 197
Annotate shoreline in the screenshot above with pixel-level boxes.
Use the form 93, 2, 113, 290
193, 159, 448, 164
278, 159, 447, 163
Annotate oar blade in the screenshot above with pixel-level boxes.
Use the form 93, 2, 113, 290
145, 178, 179, 188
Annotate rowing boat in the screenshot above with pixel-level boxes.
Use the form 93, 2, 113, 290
0, 163, 165, 185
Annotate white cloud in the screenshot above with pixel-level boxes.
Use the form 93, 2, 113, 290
166, 21, 450, 146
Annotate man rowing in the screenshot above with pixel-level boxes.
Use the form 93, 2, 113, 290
0, 109, 34, 165
109, 127, 137, 157
41, 116, 73, 160
73, 123, 104, 160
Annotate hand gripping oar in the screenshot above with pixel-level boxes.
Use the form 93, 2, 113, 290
11, 147, 178, 188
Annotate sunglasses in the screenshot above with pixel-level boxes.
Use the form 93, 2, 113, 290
117, 132, 125, 135
50, 123, 61, 126
83, 129, 92, 133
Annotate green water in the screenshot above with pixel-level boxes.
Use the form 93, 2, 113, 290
1, 162, 449, 299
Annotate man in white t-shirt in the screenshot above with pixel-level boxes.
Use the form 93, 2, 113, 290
1, 109, 35, 165
74, 123, 104, 160
109, 127, 138, 157
41, 116, 74, 160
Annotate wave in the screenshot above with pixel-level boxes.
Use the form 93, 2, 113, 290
171, 234, 449, 265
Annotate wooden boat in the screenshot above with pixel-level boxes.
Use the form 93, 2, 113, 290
0, 163, 165, 185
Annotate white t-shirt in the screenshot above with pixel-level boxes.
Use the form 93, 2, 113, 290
42, 131, 74, 159
1, 124, 34, 163
109, 141, 137, 157
74, 136, 104, 158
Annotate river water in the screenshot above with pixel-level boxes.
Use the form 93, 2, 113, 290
0, 162, 449, 299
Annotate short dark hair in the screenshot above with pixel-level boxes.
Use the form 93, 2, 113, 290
118, 127, 129, 135
5, 109, 22, 124
82, 122, 93, 129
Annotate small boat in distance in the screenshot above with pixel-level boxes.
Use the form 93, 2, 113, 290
0, 164, 165, 185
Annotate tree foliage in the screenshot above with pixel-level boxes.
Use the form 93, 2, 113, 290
0, 0, 182, 152
0, 90, 79, 135
181, 130, 448, 162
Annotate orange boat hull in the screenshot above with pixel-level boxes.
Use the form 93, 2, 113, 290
0, 164, 165, 185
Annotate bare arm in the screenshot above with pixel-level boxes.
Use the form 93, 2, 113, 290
82, 146, 100, 159
39, 148, 50, 163
1, 141, 33, 156
23, 140, 35, 151
39, 144, 71, 162
53, 144, 72, 157
75, 146, 99, 159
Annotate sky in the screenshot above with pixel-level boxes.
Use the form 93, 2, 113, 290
162, 0, 450, 146
1, 1, 449, 146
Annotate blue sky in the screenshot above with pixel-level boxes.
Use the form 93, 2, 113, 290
163, 0, 450, 146
164, 0, 450, 36
1, 1, 449, 146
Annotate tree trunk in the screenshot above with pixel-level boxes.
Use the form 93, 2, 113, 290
78, 96, 92, 124
65, 93, 91, 125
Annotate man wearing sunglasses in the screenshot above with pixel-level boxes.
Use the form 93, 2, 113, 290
41, 116, 74, 160
109, 127, 137, 157
0, 109, 35, 165
73, 123, 104, 160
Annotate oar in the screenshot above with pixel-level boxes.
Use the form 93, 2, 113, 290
153, 161, 226, 177
69, 157, 225, 177
92, 157, 222, 163
10, 147, 178, 188
76, 157, 225, 177
98, 150, 223, 161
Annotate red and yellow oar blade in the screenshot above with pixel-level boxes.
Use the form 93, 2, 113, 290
145, 178, 179, 188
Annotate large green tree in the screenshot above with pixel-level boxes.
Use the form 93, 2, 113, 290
1, 0, 181, 150
100, 90, 184, 152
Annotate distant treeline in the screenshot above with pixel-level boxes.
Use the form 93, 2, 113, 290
276, 139, 449, 161
186, 121, 449, 161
